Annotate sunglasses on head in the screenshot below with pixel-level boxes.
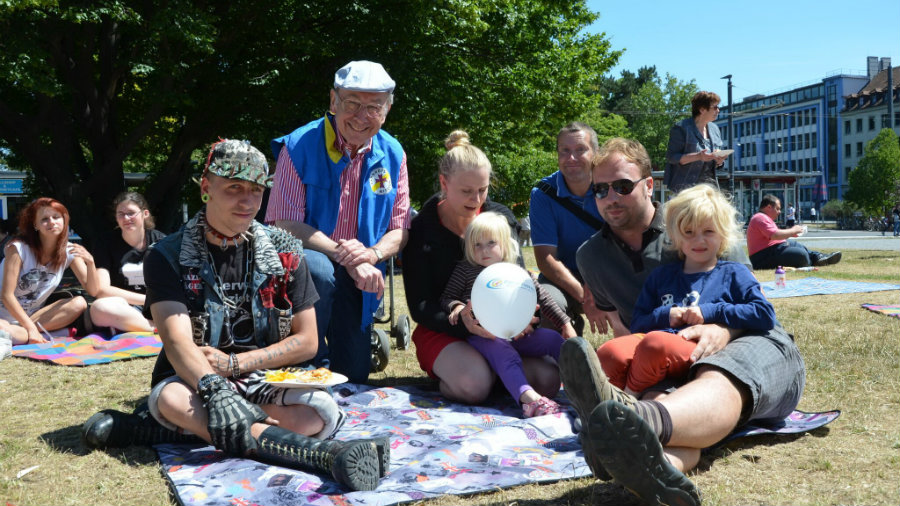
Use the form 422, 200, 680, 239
591, 177, 648, 199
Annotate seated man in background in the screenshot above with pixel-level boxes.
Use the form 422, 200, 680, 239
747, 194, 840, 269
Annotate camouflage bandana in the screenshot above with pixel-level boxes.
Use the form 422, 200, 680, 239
204, 139, 272, 188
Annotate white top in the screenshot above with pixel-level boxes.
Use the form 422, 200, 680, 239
0, 240, 74, 321
786, 206, 796, 220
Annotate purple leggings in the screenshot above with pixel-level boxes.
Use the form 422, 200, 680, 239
466, 328, 564, 404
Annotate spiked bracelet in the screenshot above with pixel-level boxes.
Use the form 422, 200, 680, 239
230, 353, 240, 378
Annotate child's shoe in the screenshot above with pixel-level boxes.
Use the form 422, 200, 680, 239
522, 396, 562, 418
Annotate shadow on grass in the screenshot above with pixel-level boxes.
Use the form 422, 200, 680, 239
697, 425, 832, 472
39, 424, 160, 466
40, 394, 160, 466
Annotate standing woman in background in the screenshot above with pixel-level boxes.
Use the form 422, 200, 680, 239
90, 192, 164, 333
663, 91, 729, 192
0, 198, 100, 344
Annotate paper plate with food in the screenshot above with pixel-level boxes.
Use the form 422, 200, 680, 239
262, 367, 348, 388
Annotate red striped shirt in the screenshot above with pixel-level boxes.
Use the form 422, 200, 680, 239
265, 120, 411, 241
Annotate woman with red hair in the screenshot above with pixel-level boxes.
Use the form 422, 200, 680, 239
0, 198, 100, 344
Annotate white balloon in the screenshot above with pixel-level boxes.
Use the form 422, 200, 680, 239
470, 262, 537, 340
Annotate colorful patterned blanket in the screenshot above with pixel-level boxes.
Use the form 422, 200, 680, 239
11, 332, 162, 366
861, 303, 900, 320
156, 384, 839, 506
761, 277, 900, 298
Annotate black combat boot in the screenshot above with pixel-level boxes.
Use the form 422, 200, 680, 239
82, 406, 203, 449
255, 426, 383, 491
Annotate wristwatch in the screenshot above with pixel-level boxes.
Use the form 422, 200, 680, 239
370, 246, 384, 262
196, 373, 228, 402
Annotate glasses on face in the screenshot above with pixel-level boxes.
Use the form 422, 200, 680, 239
335, 93, 387, 119
591, 177, 648, 200
116, 210, 139, 220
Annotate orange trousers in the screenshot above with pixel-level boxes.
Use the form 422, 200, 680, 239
596, 331, 697, 393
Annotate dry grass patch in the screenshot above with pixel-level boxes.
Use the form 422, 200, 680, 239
1, 248, 897, 505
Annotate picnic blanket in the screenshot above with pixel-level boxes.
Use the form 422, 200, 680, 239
11, 332, 161, 366
761, 277, 900, 298
156, 384, 838, 506
861, 303, 900, 320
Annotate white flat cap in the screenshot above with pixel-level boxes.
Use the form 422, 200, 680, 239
334, 60, 395, 93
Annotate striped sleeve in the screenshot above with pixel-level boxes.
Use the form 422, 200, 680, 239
389, 152, 411, 230
264, 145, 306, 224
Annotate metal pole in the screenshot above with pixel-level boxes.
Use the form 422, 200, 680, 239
721, 75, 734, 195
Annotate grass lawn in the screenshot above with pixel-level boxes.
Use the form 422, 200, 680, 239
1, 249, 898, 505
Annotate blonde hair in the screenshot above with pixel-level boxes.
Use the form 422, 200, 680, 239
664, 184, 741, 258
463, 212, 519, 265
592, 137, 652, 178
439, 130, 492, 187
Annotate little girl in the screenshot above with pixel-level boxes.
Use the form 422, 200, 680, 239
441, 211, 576, 417
597, 184, 776, 395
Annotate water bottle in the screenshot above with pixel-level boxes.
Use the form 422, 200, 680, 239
774, 266, 786, 289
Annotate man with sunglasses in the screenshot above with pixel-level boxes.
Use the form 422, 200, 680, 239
561, 138, 804, 506
529, 122, 606, 336
265, 61, 411, 383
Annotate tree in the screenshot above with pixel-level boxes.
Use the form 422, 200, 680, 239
845, 129, 900, 216
593, 67, 697, 167
0, 1, 620, 242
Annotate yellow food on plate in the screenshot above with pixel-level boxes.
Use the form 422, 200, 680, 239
265, 367, 333, 383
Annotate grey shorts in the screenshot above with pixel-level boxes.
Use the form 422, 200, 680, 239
692, 324, 806, 426
148, 371, 345, 440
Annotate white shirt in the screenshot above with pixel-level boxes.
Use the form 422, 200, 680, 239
0, 241, 74, 321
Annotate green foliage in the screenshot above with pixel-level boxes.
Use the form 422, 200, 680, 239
0, 1, 621, 240
594, 67, 698, 167
845, 129, 900, 215
822, 199, 857, 220
490, 144, 557, 217
580, 111, 632, 145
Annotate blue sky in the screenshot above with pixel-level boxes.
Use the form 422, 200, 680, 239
585, 1, 899, 102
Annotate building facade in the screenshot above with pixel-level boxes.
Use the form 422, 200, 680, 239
713, 58, 899, 220
840, 64, 900, 189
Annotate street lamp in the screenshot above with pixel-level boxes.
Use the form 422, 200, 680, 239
721, 75, 734, 195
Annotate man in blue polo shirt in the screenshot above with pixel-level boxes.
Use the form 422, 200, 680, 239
529, 122, 606, 335
265, 61, 411, 383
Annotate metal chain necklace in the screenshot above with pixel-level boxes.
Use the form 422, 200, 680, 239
204, 236, 254, 314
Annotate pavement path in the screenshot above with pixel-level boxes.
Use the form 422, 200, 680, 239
790, 226, 899, 252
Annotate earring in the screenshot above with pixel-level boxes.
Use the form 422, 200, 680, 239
201, 193, 210, 203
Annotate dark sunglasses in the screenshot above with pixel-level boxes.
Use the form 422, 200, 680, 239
591, 177, 648, 199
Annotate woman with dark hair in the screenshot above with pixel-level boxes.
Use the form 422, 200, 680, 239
89, 192, 164, 332
0, 198, 100, 344
663, 91, 729, 192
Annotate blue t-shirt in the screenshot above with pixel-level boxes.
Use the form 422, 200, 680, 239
629, 260, 776, 334
528, 171, 604, 278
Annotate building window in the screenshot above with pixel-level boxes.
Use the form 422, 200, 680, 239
845, 167, 852, 181
856, 142, 863, 156
845, 144, 851, 157
895, 112, 900, 127
856, 118, 863, 132
812, 135, 817, 149
869, 116, 876, 130
844, 120, 851, 133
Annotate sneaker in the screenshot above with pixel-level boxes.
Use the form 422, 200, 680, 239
522, 396, 562, 418
813, 251, 842, 266
0, 329, 11, 361
588, 400, 701, 506
559, 337, 637, 481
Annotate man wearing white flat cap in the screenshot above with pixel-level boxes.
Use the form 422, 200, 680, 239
265, 60, 411, 383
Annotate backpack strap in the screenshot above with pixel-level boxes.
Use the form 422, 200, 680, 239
535, 181, 604, 230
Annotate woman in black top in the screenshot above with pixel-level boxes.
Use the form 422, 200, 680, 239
402, 131, 560, 404
90, 192, 164, 332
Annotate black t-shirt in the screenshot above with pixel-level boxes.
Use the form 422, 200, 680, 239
144, 237, 318, 384
93, 228, 166, 294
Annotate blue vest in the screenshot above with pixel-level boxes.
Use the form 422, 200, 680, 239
272, 116, 404, 329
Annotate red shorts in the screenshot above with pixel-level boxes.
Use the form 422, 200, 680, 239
412, 325, 459, 379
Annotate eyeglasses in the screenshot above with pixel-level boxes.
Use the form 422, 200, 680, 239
115, 210, 139, 220
591, 177, 648, 199
335, 93, 388, 119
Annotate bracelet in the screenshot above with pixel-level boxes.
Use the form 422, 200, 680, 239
230, 353, 240, 378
